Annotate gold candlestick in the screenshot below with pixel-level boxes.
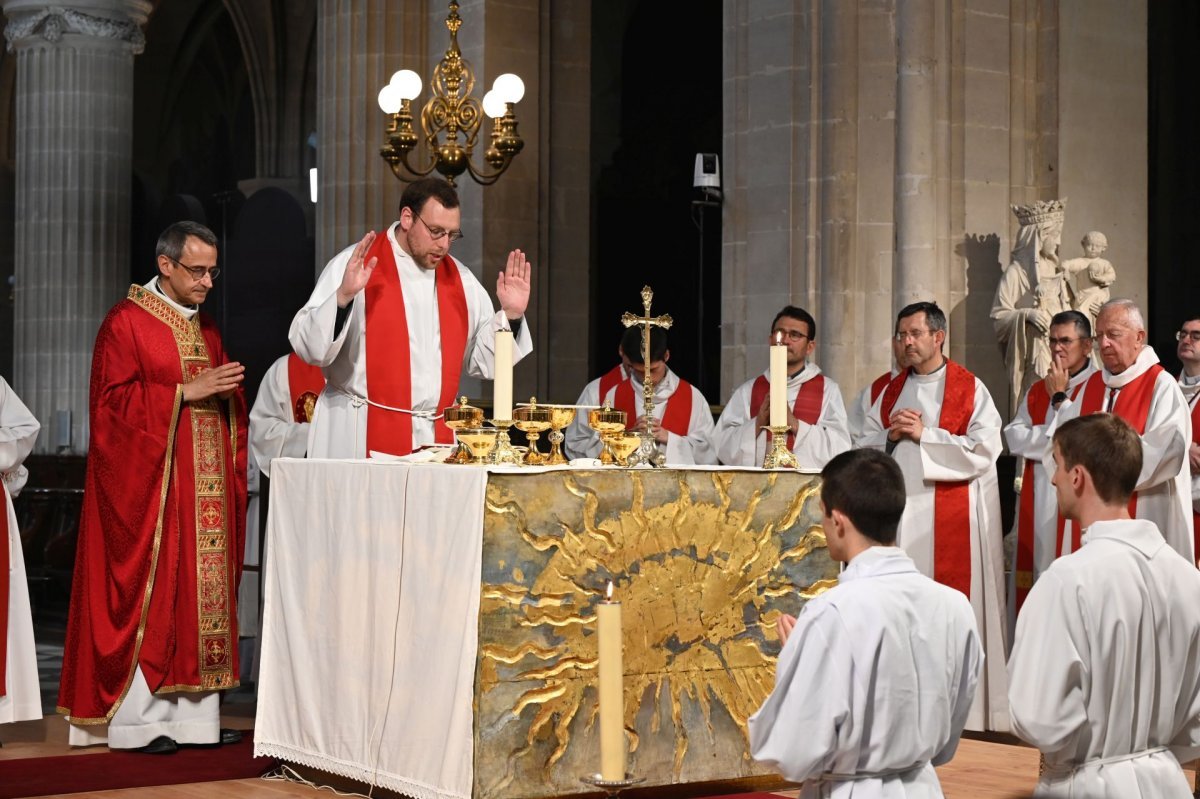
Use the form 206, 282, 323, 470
761, 425, 798, 469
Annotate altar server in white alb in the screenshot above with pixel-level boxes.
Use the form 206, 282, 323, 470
715, 306, 850, 468
1009, 413, 1200, 799
1003, 310, 1096, 615
860, 301, 1008, 732
566, 327, 716, 465
289, 177, 532, 458
750, 448, 982, 798
562, 348, 629, 461
1043, 299, 1194, 563
249, 352, 325, 478
0, 376, 39, 731
1174, 315, 1200, 556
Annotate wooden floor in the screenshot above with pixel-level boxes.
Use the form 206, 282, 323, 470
2, 716, 1182, 799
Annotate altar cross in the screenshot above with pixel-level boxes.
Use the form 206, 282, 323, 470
620, 285, 673, 427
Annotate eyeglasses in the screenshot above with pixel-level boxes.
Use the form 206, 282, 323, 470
894, 329, 932, 342
772, 329, 810, 343
1177, 330, 1200, 343
1048, 336, 1084, 347
167, 256, 220, 281
413, 212, 463, 243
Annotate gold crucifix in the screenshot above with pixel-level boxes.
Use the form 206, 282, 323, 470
621, 285, 673, 460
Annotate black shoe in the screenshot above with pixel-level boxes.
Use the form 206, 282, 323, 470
219, 728, 243, 745
138, 735, 178, 754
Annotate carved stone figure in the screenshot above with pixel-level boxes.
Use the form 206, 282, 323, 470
1061, 231, 1116, 336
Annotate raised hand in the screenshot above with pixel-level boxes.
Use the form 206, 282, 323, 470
184, 362, 245, 402
336, 231, 378, 308
496, 249, 531, 320
1043, 351, 1070, 396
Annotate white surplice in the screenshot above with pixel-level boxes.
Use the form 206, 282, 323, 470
715, 364, 850, 469
564, 368, 716, 465
848, 369, 897, 447
1179, 373, 1200, 513
249, 354, 311, 479
1045, 346, 1194, 563
860, 365, 1009, 732
1003, 364, 1096, 571
0, 376, 39, 725
749, 546, 982, 798
289, 222, 533, 458
1008, 519, 1200, 798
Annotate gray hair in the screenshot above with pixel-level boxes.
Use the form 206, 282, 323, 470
155, 221, 218, 261
1098, 298, 1145, 332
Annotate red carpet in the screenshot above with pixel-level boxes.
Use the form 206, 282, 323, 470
0, 734, 276, 798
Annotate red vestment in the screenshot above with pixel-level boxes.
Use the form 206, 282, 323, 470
749, 373, 825, 449
58, 286, 248, 724
612, 377, 695, 437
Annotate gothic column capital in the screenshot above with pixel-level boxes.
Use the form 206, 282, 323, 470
1, 0, 151, 53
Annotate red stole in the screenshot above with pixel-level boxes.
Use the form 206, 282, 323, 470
598, 365, 626, 402
869, 371, 892, 405
287, 353, 326, 423
611, 377, 694, 437
750, 373, 825, 449
363, 236, 468, 455
881, 361, 975, 598
0, 489, 8, 697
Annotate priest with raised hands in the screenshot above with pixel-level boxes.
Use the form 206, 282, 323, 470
1003, 309, 1096, 615
289, 177, 532, 458
859, 301, 1008, 732
1043, 299, 1193, 563
749, 448, 982, 798
1009, 413, 1200, 798
715, 306, 849, 468
565, 327, 716, 465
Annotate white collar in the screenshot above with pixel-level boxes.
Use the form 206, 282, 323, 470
145, 277, 198, 320
1103, 346, 1160, 389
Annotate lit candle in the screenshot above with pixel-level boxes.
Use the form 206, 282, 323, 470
769, 331, 787, 428
494, 328, 513, 420
597, 582, 625, 780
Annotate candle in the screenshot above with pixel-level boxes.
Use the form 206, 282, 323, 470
769, 331, 787, 428
597, 582, 625, 780
494, 328, 513, 420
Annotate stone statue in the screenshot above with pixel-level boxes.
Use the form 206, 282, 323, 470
1061, 231, 1116, 336
990, 198, 1068, 414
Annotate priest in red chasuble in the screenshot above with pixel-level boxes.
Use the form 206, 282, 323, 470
289, 177, 532, 459
58, 221, 248, 753
859, 301, 1009, 733
714, 305, 850, 468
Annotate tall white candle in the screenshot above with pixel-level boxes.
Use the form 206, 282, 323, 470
597, 583, 625, 780
494, 328, 513, 420
769, 332, 787, 428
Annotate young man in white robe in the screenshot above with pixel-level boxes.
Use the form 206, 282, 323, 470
289, 178, 533, 458
565, 327, 716, 465
1009, 413, 1200, 798
1003, 310, 1096, 616
563, 349, 629, 460
1042, 299, 1194, 564
750, 448, 982, 798
715, 306, 850, 468
0, 376, 40, 732
860, 301, 1008, 732
1176, 316, 1200, 555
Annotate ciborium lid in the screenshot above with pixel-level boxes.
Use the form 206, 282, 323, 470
514, 396, 553, 424
444, 395, 484, 426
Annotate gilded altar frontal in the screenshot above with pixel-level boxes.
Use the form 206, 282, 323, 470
475, 470, 837, 798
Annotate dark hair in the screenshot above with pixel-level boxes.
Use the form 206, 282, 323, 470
399, 177, 460, 216
896, 301, 946, 334
820, 448, 906, 545
1050, 310, 1092, 338
1053, 414, 1141, 505
620, 326, 668, 363
771, 306, 816, 341
156, 221, 218, 261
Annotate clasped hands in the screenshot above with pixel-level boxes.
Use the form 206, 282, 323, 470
184, 362, 244, 402
887, 408, 924, 443
630, 416, 668, 444
754, 402, 799, 437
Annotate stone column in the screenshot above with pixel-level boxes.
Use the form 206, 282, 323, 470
2, 0, 150, 453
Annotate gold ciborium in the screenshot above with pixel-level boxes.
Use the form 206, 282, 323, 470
609, 433, 642, 466
544, 405, 576, 465
444, 396, 484, 464
456, 427, 498, 465
587, 404, 627, 465
514, 398, 553, 465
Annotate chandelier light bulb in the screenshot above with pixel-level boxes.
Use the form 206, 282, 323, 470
377, 84, 402, 114
492, 73, 525, 104
482, 90, 507, 119
390, 69, 423, 101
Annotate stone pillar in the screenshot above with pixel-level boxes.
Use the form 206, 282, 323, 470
2, 0, 150, 453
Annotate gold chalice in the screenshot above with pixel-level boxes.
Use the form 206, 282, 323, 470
587, 405, 627, 465
444, 396, 484, 464
514, 398, 554, 465
608, 433, 642, 466
544, 405, 577, 465
456, 427, 497, 465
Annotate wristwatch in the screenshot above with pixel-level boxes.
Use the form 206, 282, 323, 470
1051, 391, 1068, 406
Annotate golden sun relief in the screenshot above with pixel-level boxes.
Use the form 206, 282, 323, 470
474, 469, 836, 798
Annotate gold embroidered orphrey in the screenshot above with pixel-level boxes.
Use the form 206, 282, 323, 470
128, 285, 237, 692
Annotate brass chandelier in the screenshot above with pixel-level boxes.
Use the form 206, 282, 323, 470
377, 1, 525, 187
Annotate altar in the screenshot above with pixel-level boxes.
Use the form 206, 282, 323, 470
254, 459, 836, 799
